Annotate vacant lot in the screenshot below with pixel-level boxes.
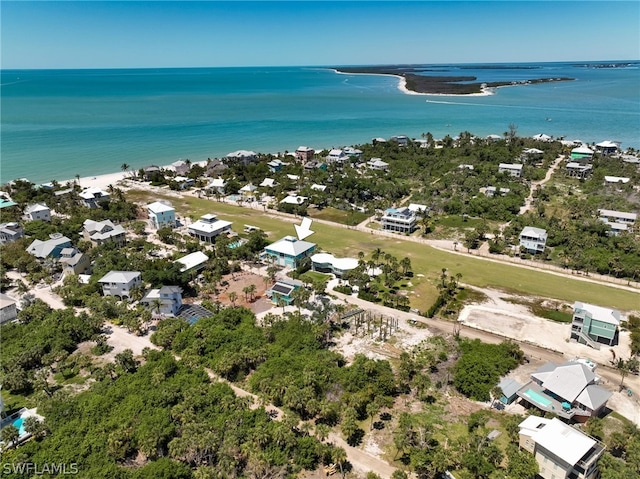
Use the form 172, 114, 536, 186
125, 188, 640, 312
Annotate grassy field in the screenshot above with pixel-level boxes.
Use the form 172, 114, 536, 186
127, 189, 640, 311
307, 207, 369, 226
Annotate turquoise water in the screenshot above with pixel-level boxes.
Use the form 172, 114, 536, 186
1, 62, 639, 184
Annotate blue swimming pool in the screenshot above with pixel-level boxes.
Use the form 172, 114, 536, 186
11, 417, 26, 436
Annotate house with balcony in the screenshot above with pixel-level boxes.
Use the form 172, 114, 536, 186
311, 253, 359, 278
595, 140, 619, 156
566, 162, 593, 179
515, 360, 612, 422
188, 214, 232, 243
141, 286, 183, 316
147, 201, 176, 229
367, 158, 389, 171
98, 271, 142, 299
326, 149, 347, 164
263, 236, 316, 268
390, 135, 409, 146
206, 177, 227, 195
79, 187, 110, 208
518, 416, 605, 479
598, 209, 636, 234
570, 301, 621, 349
519, 226, 547, 254
344, 147, 363, 159
498, 163, 523, 178
59, 247, 91, 276
225, 150, 257, 165
0, 223, 24, 244
570, 145, 594, 162
381, 207, 417, 233
24, 203, 51, 222
82, 219, 126, 246
175, 251, 209, 275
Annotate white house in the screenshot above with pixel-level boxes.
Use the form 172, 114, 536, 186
175, 251, 209, 274
598, 209, 636, 234
141, 286, 183, 316
82, 219, 126, 246
326, 149, 347, 163
24, 203, 51, 222
484, 186, 511, 197
280, 194, 307, 205
381, 207, 417, 233
259, 178, 278, 188
498, 163, 523, 178
603, 176, 630, 185
0, 223, 24, 244
0, 293, 18, 325
367, 158, 389, 171
98, 271, 142, 299
519, 226, 547, 254
79, 187, 110, 208
172, 176, 195, 190
188, 214, 232, 243
310, 184, 327, 192
518, 417, 604, 479
206, 177, 227, 195
532, 133, 552, 142
147, 201, 176, 229
225, 150, 257, 164
311, 253, 359, 278
595, 140, 619, 156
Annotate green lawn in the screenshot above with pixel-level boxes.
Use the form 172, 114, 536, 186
127, 190, 640, 311
307, 207, 369, 226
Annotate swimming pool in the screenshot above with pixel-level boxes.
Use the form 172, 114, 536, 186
228, 239, 246, 249
524, 388, 552, 408
9, 417, 26, 436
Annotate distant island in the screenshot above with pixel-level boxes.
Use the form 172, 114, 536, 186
334, 65, 574, 95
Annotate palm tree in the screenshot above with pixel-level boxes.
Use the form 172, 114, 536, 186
332, 447, 348, 479
229, 291, 238, 307
1, 424, 20, 449
151, 298, 163, 317
121, 163, 130, 177
247, 284, 257, 302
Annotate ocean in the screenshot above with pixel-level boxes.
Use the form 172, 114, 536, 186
1, 62, 638, 184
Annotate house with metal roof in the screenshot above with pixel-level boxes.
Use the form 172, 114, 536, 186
367, 158, 389, 171
497, 377, 521, 404
516, 360, 612, 422
175, 251, 209, 274
82, 219, 126, 246
26, 234, 72, 259
519, 226, 547, 254
79, 187, 110, 208
381, 207, 417, 233
259, 178, 278, 188
0, 293, 18, 325
518, 417, 604, 479
24, 203, 51, 222
279, 194, 307, 205
205, 177, 227, 195
266, 279, 303, 305
225, 150, 257, 165
598, 209, 636, 234
0, 223, 24, 245
498, 163, 523, 178
571, 302, 621, 349
98, 271, 142, 299
570, 145, 594, 161
263, 236, 316, 268
566, 162, 593, 179
188, 215, 232, 243
147, 201, 175, 229
59, 247, 91, 276
595, 140, 619, 156
141, 286, 183, 316
326, 149, 347, 164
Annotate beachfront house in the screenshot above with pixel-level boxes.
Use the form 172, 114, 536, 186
532, 133, 552, 142
263, 236, 316, 268
0, 293, 18, 325
498, 163, 523, 178
82, 219, 126, 246
26, 234, 72, 259
515, 360, 612, 422
518, 416, 604, 479
390, 135, 409, 146
519, 226, 547, 254
381, 207, 417, 233
566, 162, 593, 179
172, 176, 195, 190
267, 159, 286, 172
570, 301, 621, 349
98, 271, 142, 299
295, 146, 315, 163
0, 223, 24, 245
175, 251, 209, 275
225, 150, 257, 165
147, 201, 175, 229
311, 253, 358, 278
79, 187, 110, 208
24, 203, 51, 222
141, 286, 183, 316
595, 140, 619, 156
188, 214, 232, 243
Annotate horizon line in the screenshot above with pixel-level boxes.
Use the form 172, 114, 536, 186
2, 59, 639, 71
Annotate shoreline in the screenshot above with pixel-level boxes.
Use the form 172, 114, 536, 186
331, 68, 494, 97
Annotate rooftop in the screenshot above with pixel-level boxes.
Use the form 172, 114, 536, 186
574, 301, 621, 326
266, 236, 316, 257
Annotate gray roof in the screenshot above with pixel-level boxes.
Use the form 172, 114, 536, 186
531, 362, 559, 383
98, 271, 141, 284
576, 384, 612, 411
26, 236, 72, 258
265, 236, 316, 257
574, 301, 621, 326
498, 378, 521, 398
539, 362, 596, 403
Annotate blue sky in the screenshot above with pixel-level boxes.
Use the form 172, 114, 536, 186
2, 1, 639, 69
